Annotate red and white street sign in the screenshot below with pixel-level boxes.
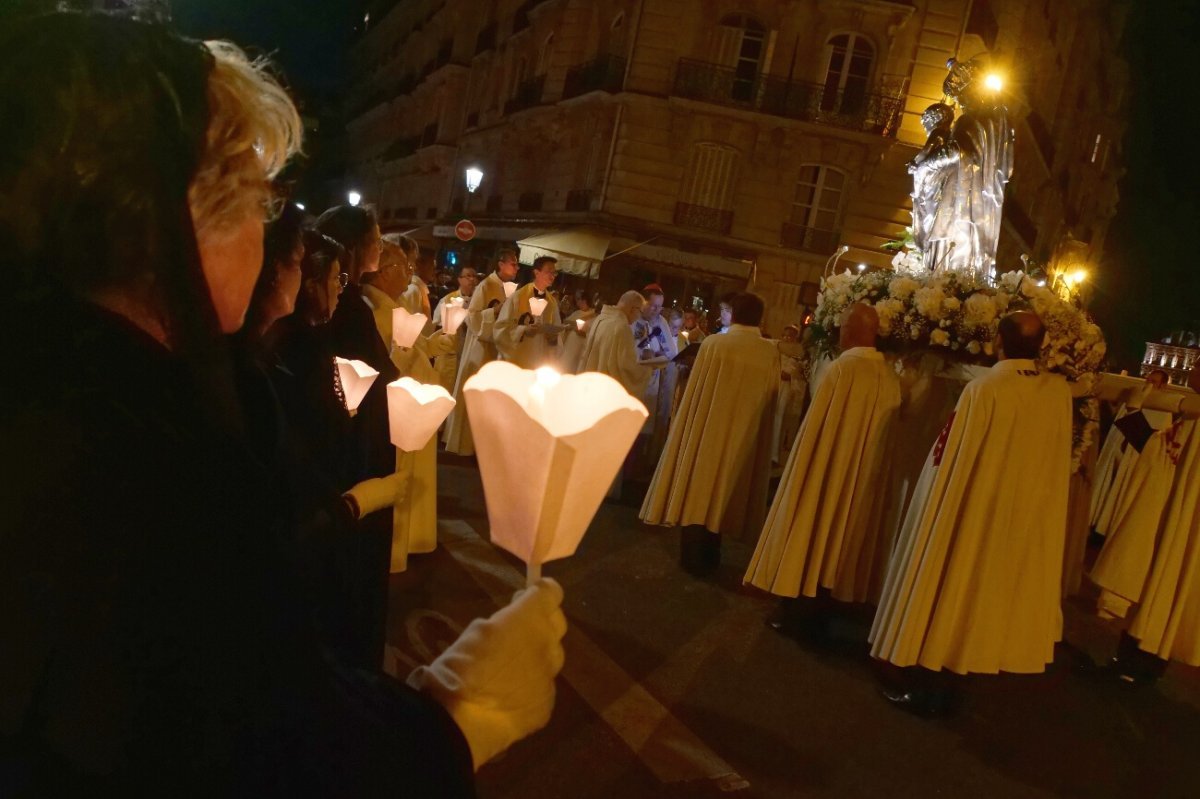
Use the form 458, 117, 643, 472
454, 219, 477, 241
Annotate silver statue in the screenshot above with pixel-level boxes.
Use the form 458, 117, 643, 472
907, 58, 1014, 282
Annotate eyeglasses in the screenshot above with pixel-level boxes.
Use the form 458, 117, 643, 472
338, 272, 350, 289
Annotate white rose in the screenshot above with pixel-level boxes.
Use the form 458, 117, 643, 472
966, 340, 982, 354
930, 329, 950, 346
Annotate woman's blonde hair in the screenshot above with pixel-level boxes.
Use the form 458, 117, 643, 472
189, 41, 302, 237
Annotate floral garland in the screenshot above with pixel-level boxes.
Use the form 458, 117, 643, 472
808, 262, 1107, 472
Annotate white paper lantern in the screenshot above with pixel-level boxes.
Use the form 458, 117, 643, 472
392, 307, 428, 349
442, 297, 468, 335
502, 281, 518, 298
335, 357, 379, 412
575, 318, 585, 331
528, 297, 548, 319
386, 377, 457, 452
463, 362, 648, 582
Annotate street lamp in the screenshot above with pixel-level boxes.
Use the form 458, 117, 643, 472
464, 166, 484, 194
348, 190, 362, 207
857, 263, 867, 273
295, 202, 306, 211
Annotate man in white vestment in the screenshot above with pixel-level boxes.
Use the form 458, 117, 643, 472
494, 256, 562, 369
633, 285, 678, 453
431, 264, 478, 391
869, 311, 1072, 714
1099, 367, 1200, 685
640, 293, 780, 576
578, 291, 654, 398
443, 250, 518, 456
746, 304, 901, 637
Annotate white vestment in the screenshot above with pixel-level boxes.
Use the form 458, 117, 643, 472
745, 347, 901, 603
1091, 401, 1173, 535
1091, 420, 1188, 618
443, 272, 507, 455
577, 306, 652, 398
634, 315, 678, 438
870, 359, 1073, 674
640, 325, 780, 538
560, 309, 596, 374
493, 284, 561, 370
1128, 413, 1200, 663
363, 284, 456, 570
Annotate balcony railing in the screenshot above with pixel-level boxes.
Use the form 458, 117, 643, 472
562, 53, 627, 99
518, 191, 544, 211
486, 194, 504, 212
381, 135, 421, 162
504, 74, 546, 115
674, 202, 732, 235
781, 222, 840, 254
672, 59, 905, 137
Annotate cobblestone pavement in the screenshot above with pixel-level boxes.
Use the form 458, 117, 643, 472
382, 455, 1200, 798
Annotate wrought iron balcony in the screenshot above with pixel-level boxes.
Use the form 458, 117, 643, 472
672, 59, 904, 137
674, 202, 733, 235
504, 74, 547, 115
562, 53, 627, 99
781, 222, 840, 254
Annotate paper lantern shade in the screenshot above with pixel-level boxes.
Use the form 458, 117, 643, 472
463, 361, 648, 577
442, 299, 468, 335
387, 377, 456, 451
392, 307, 428, 349
528, 297, 548, 319
335, 357, 379, 412
502, 281, 518, 298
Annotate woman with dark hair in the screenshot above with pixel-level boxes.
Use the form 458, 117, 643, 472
0, 13, 562, 795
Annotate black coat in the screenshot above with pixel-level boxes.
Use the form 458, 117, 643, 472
0, 300, 473, 796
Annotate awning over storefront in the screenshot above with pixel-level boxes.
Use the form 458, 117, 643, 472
610, 240, 753, 282
432, 224, 552, 242
516, 227, 611, 278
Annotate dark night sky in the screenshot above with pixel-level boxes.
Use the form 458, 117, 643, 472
168, 0, 1195, 370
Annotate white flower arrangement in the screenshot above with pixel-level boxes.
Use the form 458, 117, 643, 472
810, 266, 1107, 472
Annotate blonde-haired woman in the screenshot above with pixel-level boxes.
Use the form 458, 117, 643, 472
0, 13, 562, 793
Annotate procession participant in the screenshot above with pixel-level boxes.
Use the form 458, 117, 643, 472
1111, 367, 1200, 684
561, 289, 597, 373
362, 241, 455, 569
0, 16, 564, 793
397, 243, 433, 319
869, 311, 1072, 714
579, 290, 653, 398
634, 284, 678, 445
1091, 369, 1171, 537
682, 307, 707, 344
640, 293, 780, 576
494, 255, 562, 369
714, 296, 734, 334
746, 304, 902, 635
773, 324, 807, 463
443, 249, 519, 455
432, 263, 478, 390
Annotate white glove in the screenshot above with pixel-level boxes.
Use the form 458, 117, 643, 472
343, 472, 408, 519
407, 578, 567, 770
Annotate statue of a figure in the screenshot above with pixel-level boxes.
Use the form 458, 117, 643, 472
907, 58, 1015, 282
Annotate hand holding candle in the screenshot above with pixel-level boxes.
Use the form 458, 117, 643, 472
463, 362, 648, 585
335, 357, 379, 412
387, 377, 456, 451
392, 307, 428, 349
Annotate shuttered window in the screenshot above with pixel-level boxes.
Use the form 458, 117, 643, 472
681, 143, 739, 210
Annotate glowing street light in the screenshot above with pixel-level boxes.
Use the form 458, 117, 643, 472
857, 263, 867, 273
348, 190, 362, 207
984, 72, 1004, 92
464, 166, 484, 194
295, 202, 306, 211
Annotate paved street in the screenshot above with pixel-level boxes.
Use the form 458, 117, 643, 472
382, 455, 1200, 798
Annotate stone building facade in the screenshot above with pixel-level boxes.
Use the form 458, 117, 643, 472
345, 0, 1127, 331
1143, 333, 1199, 386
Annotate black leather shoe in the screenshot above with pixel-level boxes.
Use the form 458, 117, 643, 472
880, 686, 955, 718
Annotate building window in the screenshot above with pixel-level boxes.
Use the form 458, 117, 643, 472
822, 34, 874, 115
681, 143, 738, 210
781, 165, 844, 253
716, 14, 767, 103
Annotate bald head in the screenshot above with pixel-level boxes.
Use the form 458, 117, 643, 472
1146, 369, 1168, 389
1188, 366, 1200, 393
996, 311, 1045, 360
838, 303, 880, 350
617, 290, 646, 323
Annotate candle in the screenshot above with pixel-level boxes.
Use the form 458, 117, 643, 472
386, 377, 456, 451
575, 318, 585, 331
334, 357, 379, 412
442, 298, 468, 336
502, 281, 518, 298
392, 307, 427, 349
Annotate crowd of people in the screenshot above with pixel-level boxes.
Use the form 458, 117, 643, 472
3, 10, 1199, 796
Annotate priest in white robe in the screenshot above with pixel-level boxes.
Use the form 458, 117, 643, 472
431, 264, 478, 392
443, 250, 519, 456
494, 256, 562, 369
1103, 368, 1200, 684
870, 312, 1072, 713
578, 291, 654, 398
362, 245, 456, 571
640, 293, 780, 576
561, 291, 597, 374
746, 304, 901, 635
634, 285, 678, 458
